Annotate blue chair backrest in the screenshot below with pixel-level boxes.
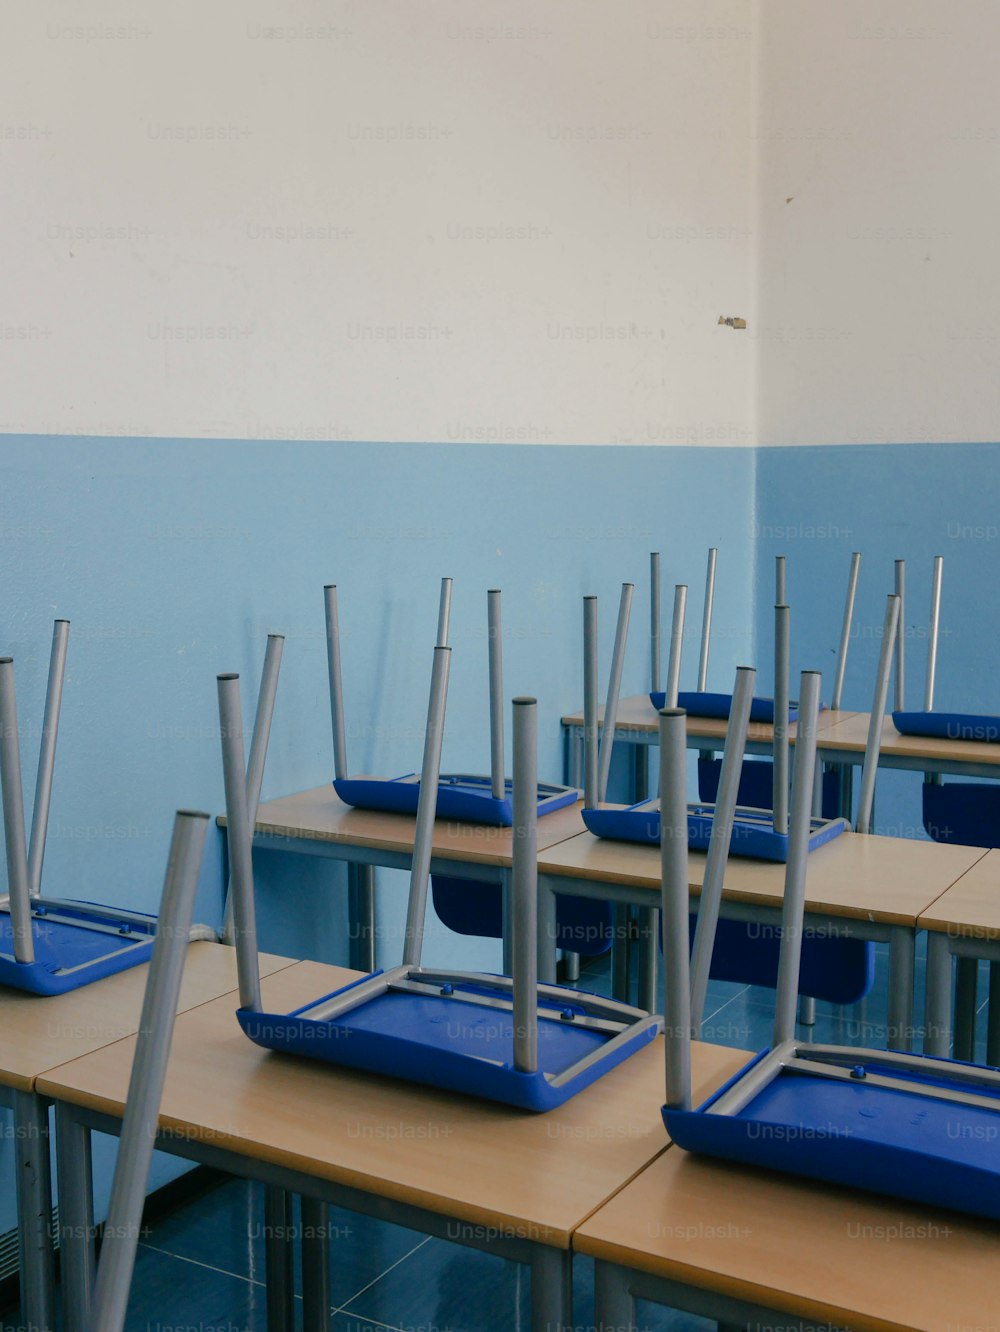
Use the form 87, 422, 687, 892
697, 755, 841, 822
431, 875, 614, 956
923, 782, 1000, 849
693, 915, 874, 1004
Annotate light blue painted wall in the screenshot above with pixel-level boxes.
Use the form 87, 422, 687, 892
6, 436, 998, 1240
0, 435, 756, 1227
754, 443, 1000, 838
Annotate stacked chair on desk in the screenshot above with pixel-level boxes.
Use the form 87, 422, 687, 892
649, 549, 861, 818
0, 620, 215, 994
216, 621, 661, 1111
587, 568, 904, 1026
694, 591, 900, 1017
324, 578, 614, 972
657, 666, 1000, 1226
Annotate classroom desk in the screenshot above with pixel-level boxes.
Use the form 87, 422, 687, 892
536, 828, 988, 1053
0, 941, 294, 1332
561, 695, 860, 810
41, 960, 751, 1332
564, 700, 1000, 825
920, 849, 1000, 1063
577, 1143, 1000, 1332
230, 783, 587, 971
819, 710, 1000, 780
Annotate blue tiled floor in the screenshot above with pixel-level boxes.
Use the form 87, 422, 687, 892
3, 945, 995, 1331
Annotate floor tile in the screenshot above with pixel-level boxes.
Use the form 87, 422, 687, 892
340, 1234, 531, 1332
146, 1177, 425, 1307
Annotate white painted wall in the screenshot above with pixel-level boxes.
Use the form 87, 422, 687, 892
1, 0, 753, 446
755, 0, 1000, 446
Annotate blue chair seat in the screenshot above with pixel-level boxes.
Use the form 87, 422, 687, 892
923, 781, 1000, 848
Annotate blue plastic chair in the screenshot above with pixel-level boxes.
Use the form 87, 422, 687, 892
669, 760, 873, 1005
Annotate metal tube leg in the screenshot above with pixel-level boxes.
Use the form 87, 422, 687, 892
264, 1187, 295, 1332
612, 905, 631, 1003
502, 868, 514, 976
347, 863, 376, 971
632, 745, 649, 803
566, 727, 583, 790
14, 1091, 55, 1332
594, 1260, 634, 1332
887, 926, 915, 1053
561, 951, 581, 983
988, 962, 1000, 1068
536, 874, 558, 985
55, 1101, 95, 1332
924, 930, 953, 1057
836, 762, 853, 822
530, 1245, 571, 1332
300, 1197, 332, 1331
798, 994, 816, 1027
954, 956, 979, 1063
637, 907, 658, 1015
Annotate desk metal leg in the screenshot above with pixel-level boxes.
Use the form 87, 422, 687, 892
502, 868, 514, 977
632, 745, 649, 804
560, 951, 581, 983
347, 863, 376, 972
988, 963, 1000, 1068
54, 1103, 94, 1332
300, 1196, 332, 1331
530, 1244, 571, 1332
594, 1258, 634, 1330
954, 957, 979, 1062
612, 906, 631, 1004
834, 761, 853, 822
924, 931, 952, 1057
887, 926, 915, 1052
14, 1091, 55, 1332
798, 995, 816, 1027
637, 907, 658, 1015
264, 1186, 295, 1332
537, 874, 558, 985
565, 726, 583, 790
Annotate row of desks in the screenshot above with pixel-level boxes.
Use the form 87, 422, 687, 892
563, 695, 1000, 776
0, 943, 297, 1331
0, 941, 745, 1330
246, 783, 999, 1052
562, 696, 1000, 810
8, 948, 998, 1330
7, 778, 1000, 1327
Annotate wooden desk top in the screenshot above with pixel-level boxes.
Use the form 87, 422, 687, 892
575, 1147, 1000, 1332
537, 828, 987, 927
919, 849, 1000, 940
0, 942, 294, 1094
561, 694, 858, 744
819, 711, 1000, 767
38, 961, 750, 1248
236, 784, 586, 868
